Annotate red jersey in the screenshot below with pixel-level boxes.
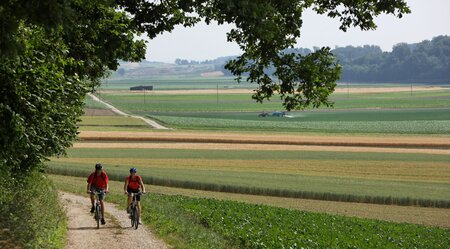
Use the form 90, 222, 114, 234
87, 171, 108, 189
126, 175, 141, 190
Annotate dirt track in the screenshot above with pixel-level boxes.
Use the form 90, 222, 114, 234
60, 192, 167, 249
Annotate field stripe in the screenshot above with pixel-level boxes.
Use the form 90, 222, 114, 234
78, 131, 450, 150
73, 142, 450, 155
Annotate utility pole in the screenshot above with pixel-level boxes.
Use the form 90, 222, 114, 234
410, 82, 413, 96
347, 82, 349, 98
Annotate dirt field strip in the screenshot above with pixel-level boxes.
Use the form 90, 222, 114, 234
78, 131, 450, 150
73, 142, 450, 155
60, 191, 167, 249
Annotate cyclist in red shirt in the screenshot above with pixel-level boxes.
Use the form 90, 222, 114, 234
124, 167, 146, 223
86, 163, 109, 225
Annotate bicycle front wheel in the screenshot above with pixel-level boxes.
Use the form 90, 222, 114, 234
133, 207, 140, 229
95, 204, 101, 229
130, 206, 135, 227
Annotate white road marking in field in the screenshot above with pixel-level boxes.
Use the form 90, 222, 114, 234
87, 93, 170, 130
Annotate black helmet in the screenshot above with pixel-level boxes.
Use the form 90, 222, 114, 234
130, 167, 137, 173
95, 163, 103, 170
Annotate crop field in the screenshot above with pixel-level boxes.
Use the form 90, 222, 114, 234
78, 116, 153, 131
91, 86, 450, 133
102, 76, 254, 90
47, 83, 450, 243
74, 84, 450, 207
47, 144, 450, 207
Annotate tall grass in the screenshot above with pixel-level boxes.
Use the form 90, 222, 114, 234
0, 170, 66, 249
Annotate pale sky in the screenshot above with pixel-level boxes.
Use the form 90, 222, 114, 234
144, 0, 450, 63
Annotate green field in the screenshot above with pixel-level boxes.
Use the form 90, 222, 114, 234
47, 147, 450, 207
96, 89, 450, 111
101, 76, 253, 90
91, 88, 450, 133
78, 116, 153, 131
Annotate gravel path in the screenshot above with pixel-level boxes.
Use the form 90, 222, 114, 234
60, 192, 168, 249
87, 93, 169, 130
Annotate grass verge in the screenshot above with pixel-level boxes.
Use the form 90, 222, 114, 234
0, 170, 66, 249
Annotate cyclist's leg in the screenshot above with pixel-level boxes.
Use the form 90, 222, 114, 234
126, 187, 134, 212
99, 200, 106, 224
89, 187, 95, 212
127, 187, 138, 212
98, 190, 106, 224
127, 194, 132, 212
136, 193, 142, 224
137, 201, 142, 224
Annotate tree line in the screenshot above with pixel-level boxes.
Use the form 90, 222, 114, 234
207, 36, 449, 83
336, 35, 450, 83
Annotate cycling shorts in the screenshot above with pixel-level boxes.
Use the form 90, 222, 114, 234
90, 186, 106, 201
127, 187, 141, 201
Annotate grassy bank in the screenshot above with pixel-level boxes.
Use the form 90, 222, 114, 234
0, 171, 66, 249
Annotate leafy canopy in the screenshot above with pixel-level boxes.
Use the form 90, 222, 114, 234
0, 0, 410, 173
118, 0, 410, 110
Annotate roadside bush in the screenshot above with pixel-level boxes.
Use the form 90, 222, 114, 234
0, 170, 66, 249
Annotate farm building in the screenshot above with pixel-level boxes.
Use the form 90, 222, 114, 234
130, 85, 153, 91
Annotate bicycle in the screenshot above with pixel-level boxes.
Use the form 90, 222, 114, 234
129, 192, 143, 229
91, 190, 104, 229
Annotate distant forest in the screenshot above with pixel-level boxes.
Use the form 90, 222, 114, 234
176, 35, 450, 83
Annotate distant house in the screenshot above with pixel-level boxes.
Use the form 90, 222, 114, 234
130, 85, 153, 91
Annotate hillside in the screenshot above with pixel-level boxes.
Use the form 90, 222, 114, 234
108, 35, 450, 84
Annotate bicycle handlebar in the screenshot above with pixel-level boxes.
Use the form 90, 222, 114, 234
89, 190, 105, 194
125, 191, 146, 195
